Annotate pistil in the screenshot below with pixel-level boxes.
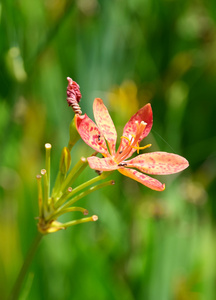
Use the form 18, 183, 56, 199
115, 121, 147, 163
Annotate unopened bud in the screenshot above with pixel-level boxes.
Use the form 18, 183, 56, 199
59, 147, 71, 175
67, 77, 82, 103
66, 77, 82, 115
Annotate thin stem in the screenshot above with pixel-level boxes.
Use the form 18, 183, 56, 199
59, 215, 98, 228
63, 171, 113, 201
36, 175, 43, 217
56, 157, 88, 197
53, 187, 73, 209
41, 169, 49, 211
45, 143, 52, 198
8, 233, 43, 300
49, 206, 89, 220
54, 173, 101, 209
59, 180, 115, 211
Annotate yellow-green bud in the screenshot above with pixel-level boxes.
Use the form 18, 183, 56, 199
59, 147, 71, 175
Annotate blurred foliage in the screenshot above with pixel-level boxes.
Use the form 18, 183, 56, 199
0, 0, 216, 299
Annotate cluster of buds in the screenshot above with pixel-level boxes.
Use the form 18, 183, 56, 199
36, 79, 114, 234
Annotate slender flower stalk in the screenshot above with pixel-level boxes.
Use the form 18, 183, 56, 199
55, 180, 115, 212
57, 157, 88, 195
58, 215, 98, 228
53, 187, 73, 209
36, 175, 43, 217
45, 143, 52, 191
8, 233, 43, 300
61, 171, 113, 201
41, 169, 49, 211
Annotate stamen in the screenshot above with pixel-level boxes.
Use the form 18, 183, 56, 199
120, 135, 133, 144
132, 143, 152, 153
120, 135, 152, 153
115, 120, 148, 163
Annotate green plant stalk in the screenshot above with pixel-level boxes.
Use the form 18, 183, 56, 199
60, 206, 89, 215
36, 175, 43, 218
65, 171, 113, 198
53, 157, 88, 199
48, 180, 114, 222
8, 233, 43, 300
45, 143, 51, 198
54, 171, 112, 209
53, 187, 73, 209
54, 216, 98, 228
47, 207, 88, 221
59, 180, 114, 210
42, 171, 49, 211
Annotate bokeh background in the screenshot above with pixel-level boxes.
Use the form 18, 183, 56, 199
1, 0, 216, 299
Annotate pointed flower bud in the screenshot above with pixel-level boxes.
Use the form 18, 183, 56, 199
59, 147, 71, 175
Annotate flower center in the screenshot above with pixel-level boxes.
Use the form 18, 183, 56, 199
115, 121, 151, 163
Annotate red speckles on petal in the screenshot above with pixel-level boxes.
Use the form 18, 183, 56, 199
126, 152, 189, 175
118, 103, 153, 154
93, 98, 117, 156
118, 168, 165, 191
75, 114, 109, 155
87, 156, 118, 171
123, 103, 153, 140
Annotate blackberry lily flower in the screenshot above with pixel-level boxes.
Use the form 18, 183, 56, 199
75, 98, 189, 191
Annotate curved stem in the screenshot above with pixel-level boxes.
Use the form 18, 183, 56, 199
8, 233, 43, 300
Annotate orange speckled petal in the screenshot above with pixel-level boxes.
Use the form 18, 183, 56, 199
118, 168, 165, 191
126, 152, 189, 175
87, 156, 118, 171
93, 98, 117, 156
75, 114, 109, 155
118, 103, 153, 154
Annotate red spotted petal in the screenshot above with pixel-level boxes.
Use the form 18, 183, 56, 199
87, 156, 118, 171
126, 152, 189, 175
75, 114, 109, 155
118, 103, 153, 154
118, 168, 165, 191
93, 98, 117, 156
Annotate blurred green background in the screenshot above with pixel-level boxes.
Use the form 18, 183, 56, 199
1, 0, 216, 299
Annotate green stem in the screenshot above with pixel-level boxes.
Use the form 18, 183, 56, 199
36, 175, 43, 218
45, 143, 52, 199
54, 172, 108, 209
59, 180, 115, 210
60, 215, 98, 228
66, 171, 113, 199
55, 157, 88, 198
8, 233, 43, 300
